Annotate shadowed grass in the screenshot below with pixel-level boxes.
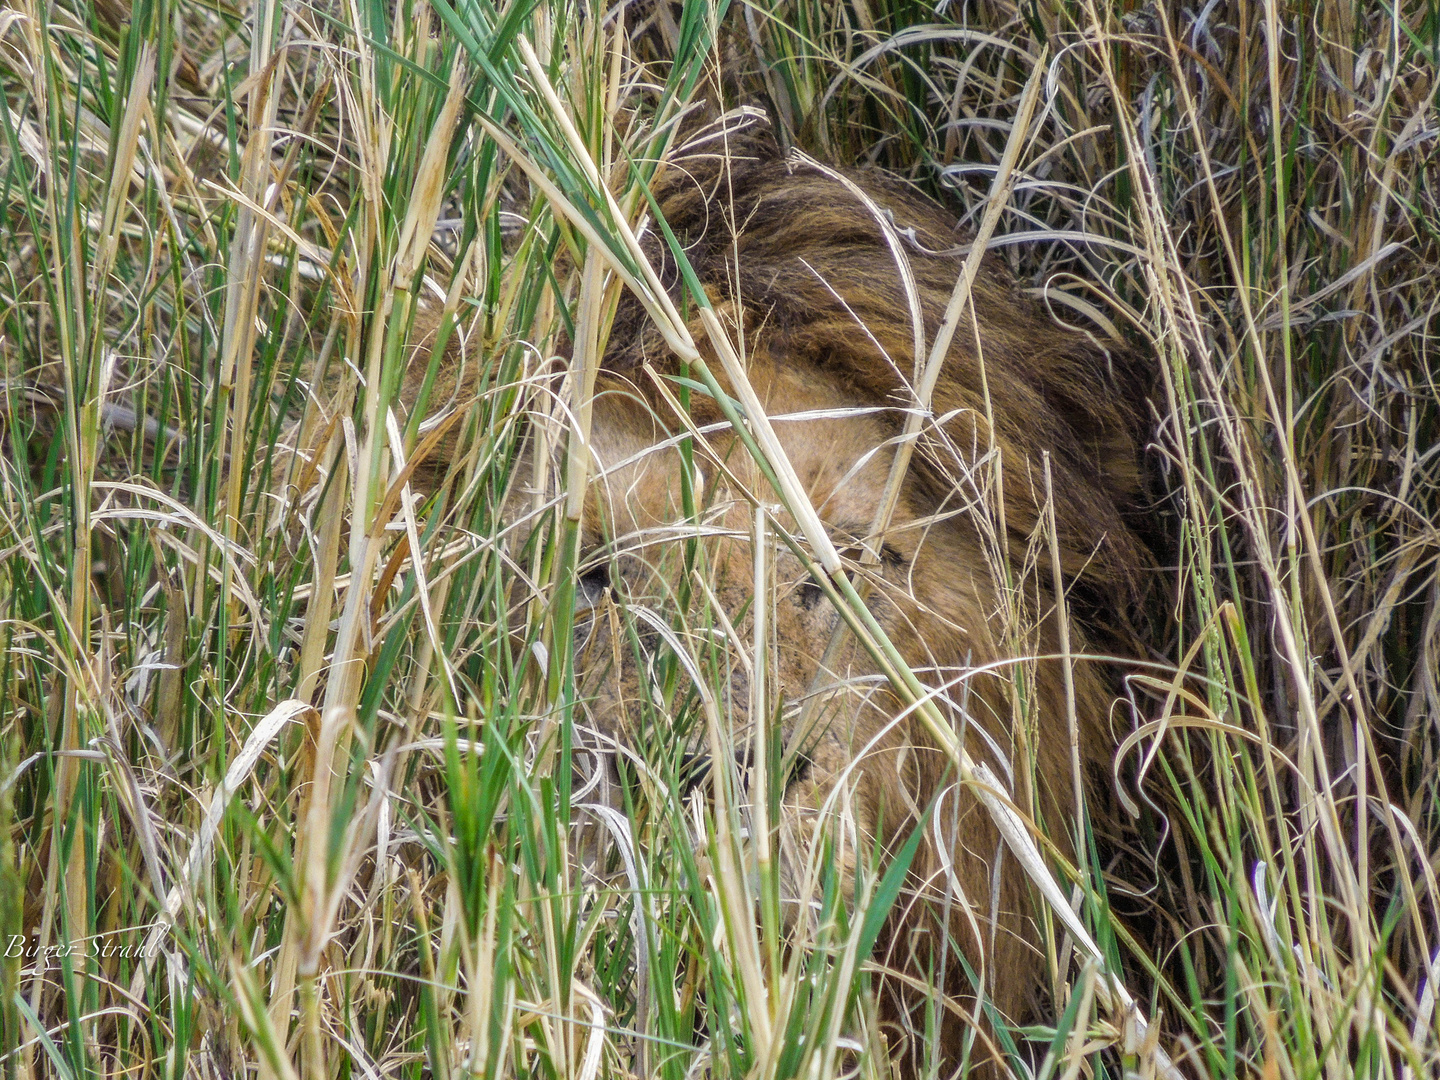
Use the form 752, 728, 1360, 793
2, 1, 1437, 1078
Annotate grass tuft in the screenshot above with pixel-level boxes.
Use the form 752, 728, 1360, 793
2, 1, 1437, 1077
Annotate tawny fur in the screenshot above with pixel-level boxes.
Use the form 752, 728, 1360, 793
406, 119, 1153, 1074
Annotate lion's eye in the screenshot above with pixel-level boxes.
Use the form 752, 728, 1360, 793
797, 578, 826, 610
836, 540, 907, 569
576, 564, 613, 611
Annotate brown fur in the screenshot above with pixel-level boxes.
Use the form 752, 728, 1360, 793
410, 120, 1154, 1073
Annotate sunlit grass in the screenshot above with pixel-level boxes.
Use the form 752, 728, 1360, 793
2, 1, 1437, 1078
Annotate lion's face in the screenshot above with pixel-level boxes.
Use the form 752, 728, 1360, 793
554, 347, 1108, 1041
569, 360, 920, 876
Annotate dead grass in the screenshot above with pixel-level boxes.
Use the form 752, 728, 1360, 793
1, 1, 1436, 1077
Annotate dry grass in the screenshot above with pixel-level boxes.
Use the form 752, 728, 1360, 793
1, 1, 1436, 1077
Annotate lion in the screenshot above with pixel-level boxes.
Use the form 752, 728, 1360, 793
407, 118, 1154, 1073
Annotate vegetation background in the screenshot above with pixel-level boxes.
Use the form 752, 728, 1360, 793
1, 0, 1437, 1077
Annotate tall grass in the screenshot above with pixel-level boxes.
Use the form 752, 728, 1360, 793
1, 1, 1437, 1078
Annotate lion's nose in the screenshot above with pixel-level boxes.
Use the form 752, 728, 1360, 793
575, 564, 612, 611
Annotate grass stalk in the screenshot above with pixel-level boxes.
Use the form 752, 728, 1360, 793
4, 2, 1437, 1077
